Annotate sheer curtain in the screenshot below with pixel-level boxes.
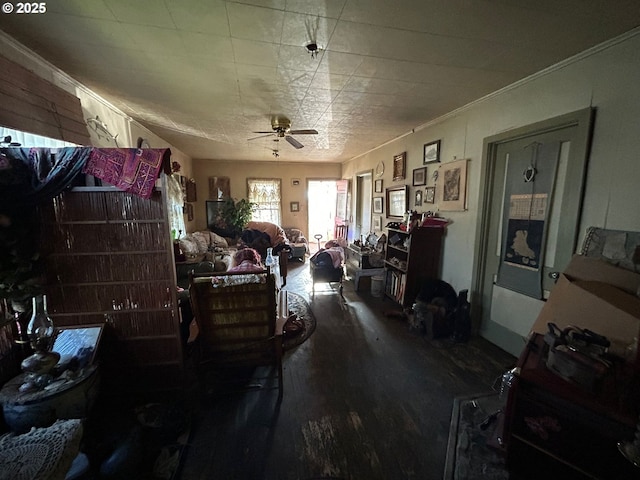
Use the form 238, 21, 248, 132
247, 179, 282, 225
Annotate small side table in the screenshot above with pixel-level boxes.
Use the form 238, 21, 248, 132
345, 245, 385, 291
0, 365, 100, 433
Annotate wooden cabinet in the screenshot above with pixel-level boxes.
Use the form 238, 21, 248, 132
41, 184, 183, 394
505, 334, 640, 479
384, 227, 444, 308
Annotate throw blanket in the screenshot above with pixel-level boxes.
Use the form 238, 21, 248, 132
311, 247, 344, 268
83, 148, 171, 198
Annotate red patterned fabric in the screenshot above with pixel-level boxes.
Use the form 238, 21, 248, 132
82, 148, 171, 198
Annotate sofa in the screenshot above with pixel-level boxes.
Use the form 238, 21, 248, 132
177, 230, 234, 272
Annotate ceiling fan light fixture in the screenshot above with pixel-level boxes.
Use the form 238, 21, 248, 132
305, 42, 319, 59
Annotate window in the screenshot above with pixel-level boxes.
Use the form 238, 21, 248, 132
247, 178, 282, 224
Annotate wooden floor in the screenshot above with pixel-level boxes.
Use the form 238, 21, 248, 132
177, 261, 517, 480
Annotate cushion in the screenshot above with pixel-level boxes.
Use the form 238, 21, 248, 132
190, 231, 210, 253
178, 237, 199, 256
0, 419, 83, 480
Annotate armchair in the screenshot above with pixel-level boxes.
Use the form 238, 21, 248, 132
284, 227, 309, 262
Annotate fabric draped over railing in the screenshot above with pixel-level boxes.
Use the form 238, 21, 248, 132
0, 147, 90, 207
0, 147, 171, 207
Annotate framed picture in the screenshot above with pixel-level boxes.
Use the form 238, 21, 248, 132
291, 178, 300, 186
208, 176, 230, 200
412, 167, 427, 186
186, 178, 197, 202
423, 140, 441, 164
53, 324, 104, 366
186, 202, 194, 221
438, 158, 468, 211
373, 216, 382, 231
290, 201, 300, 212
425, 186, 436, 204
393, 152, 406, 181
386, 185, 409, 218
374, 178, 383, 193
373, 196, 384, 214
415, 189, 423, 206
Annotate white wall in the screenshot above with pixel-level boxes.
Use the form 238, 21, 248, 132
343, 30, 640, 347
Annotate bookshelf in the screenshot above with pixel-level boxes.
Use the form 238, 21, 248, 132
384, 227, 444, 307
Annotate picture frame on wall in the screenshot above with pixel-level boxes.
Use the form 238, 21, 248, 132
423, 140, 441, 164
374, 178, 383, 193
393, 152, 406, 181
290, 201, 300, 212
415, 189, 423, 206
386, 185, 409, 218
373, 216, 382, 231
425, 186, 436, 204
412, 167, 427, 186
438, 158, 468, 211
373, 196, 384, 214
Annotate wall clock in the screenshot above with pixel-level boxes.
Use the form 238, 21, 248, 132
375, 161, 385, 177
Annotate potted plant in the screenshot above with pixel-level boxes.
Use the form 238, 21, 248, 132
213, 198, 256, 238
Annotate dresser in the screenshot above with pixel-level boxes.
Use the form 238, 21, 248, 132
504, 334, 640, 479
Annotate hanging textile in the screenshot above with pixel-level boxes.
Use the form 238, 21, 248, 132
82, 148, 171, 199
0, 147, 91, 207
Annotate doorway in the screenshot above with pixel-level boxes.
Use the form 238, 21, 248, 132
307, 180, 338, 254
355, 171, 373, 243
472, 108, 595, 356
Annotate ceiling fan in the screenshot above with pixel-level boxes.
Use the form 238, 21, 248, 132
248, 116, 318, 149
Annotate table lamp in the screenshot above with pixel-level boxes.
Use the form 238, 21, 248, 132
20, 294, 60, 376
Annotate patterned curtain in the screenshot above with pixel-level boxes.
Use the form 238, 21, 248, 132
166, 174, 186, 240
247, 179, 281, 225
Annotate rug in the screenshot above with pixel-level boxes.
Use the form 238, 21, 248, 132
444, 392, 510, 480
283, 291, 316, 351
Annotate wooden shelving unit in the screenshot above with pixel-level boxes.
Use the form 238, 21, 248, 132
384, 227, 444, 308
40, 183, 183, 394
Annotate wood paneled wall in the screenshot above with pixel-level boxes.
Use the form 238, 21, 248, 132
0, 54, 90, 145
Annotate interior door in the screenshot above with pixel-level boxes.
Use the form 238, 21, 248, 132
334, 179, 350, 239
355, 172, 372, 242
475, 109, 594, 355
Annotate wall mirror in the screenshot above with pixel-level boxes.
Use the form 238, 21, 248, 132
386, 185, 409, 218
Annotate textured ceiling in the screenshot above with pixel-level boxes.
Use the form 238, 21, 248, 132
1, 0, 639, 162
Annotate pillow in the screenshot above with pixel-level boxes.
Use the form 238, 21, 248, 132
0, 419, 83, 480
178, 236, 199, 256
190, 231, 210, 254
208, 231, 229, 249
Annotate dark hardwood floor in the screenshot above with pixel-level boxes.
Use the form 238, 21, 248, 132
177, 261, 517, 480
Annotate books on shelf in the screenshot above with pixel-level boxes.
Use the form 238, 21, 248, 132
386, 269, 406, 304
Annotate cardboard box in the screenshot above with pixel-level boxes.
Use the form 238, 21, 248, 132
563, 255, 640, 296
530, 255, 640, 365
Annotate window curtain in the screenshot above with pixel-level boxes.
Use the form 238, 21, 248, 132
247, 179, 281, 225
166, 174, 186, 240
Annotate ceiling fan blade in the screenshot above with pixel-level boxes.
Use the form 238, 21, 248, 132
288, 129, 318, 135
286, 135, 304, 149
248, 133, 275, 141
252, 131, 275, 134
